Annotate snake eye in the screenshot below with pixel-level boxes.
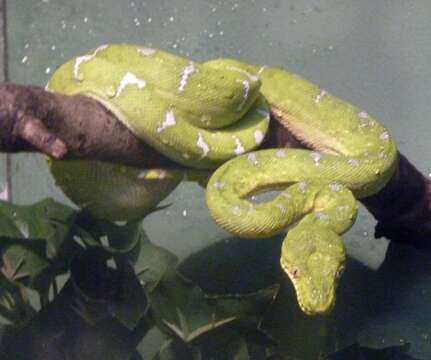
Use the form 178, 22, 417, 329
335, 266, 345, 279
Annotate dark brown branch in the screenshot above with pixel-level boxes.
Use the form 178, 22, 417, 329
0, 82, 430, 248
0, 83, 178, 168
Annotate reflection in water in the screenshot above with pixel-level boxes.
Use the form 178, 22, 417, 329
0, 200, 429, 359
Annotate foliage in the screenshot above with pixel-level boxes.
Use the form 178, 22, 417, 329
0, 199, 424, 359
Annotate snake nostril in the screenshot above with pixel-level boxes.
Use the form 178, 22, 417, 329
335, 265, 345, 279
291, 266, 301, 278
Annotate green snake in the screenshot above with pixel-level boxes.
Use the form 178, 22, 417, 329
46, 43, 397, 315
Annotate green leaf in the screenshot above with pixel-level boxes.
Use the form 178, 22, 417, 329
73, 214, 144, 258
68, 250, 148, 330
149, 270, 278, 343
152, 339, 196, 360
135, 240, 178, 292
0, 272, 35, 325
0, 199, 80, 290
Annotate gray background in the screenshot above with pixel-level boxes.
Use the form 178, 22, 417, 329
3, 0, 431, 358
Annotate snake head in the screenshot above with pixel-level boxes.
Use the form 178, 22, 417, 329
280, 226, 346, 315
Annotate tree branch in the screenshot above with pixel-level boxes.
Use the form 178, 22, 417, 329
1, 82, 430, 248
0, 83, 177, 168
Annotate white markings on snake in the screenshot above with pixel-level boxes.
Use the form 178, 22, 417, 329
276, 204, 287, 214
276, 149, 286, 157
196, 132, 210, 158
178, 62, 197, 92
358, 111, 369, 118
73, 45, 108, 80
236, 80, 250, 111
380, 131, 390, 141
315, 212, 329, 220
298, 181, 308, 193
310, 152, 322, 166
314, 89, 328, 104
233, 136, 245, 155
347, 159, 360, 167
213, 181, 225, 189
232, 206, 241, 216
200, 114, 212, 125
227, 66, 258, 81
137, 47, 156, 56
115, 72, 146, 97
247, 152, 258, 165
329, 182, 342, 192
255, 108, 270, 119
157, 110, 176, 133
137, 171, 146, 179
254, 129, 264, 144
257, 66, 267, 77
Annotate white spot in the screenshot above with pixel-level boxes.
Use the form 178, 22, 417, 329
169, 16, 175, 22
254, 130, 264, 144
137, 171, 146, 179
178, 62, 197, 92
310, 151, 322, 165
247, 152, 258, 165
348, 159, 360, 167
314, 89, 327, 104
182, 209, 187, 217
276, 149, 286, 157
336, 205, 351, 212
298, 181, 308, 193
138, 47, 156, 56
358, 119, 374, 128
380, 131, 390, 140
196, 132, 210, 158
21, 56, 28, 64
45, 67, 51, 74
358, 111, 369, 118
213, 182, 225, 189
255, 108, 270, 119
227, 66, 258, 81
115, 72, 146, 97
236, 80, 250, 111
233, 136, 245, 155
73, 45, 108, 80
257, 66, 267, 77
232, 206, 241, 216
276, 204, 287, 214
315, 212, 329, 220
281, 192, 292, 199
200, 114, 212, 125
157, 110, 176, 133
329, 182, 342, 192
158, 170, 167, 179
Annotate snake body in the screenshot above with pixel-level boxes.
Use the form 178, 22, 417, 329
46, 43, 397, 314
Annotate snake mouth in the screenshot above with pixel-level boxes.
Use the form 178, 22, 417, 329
280, 257, 335, 316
